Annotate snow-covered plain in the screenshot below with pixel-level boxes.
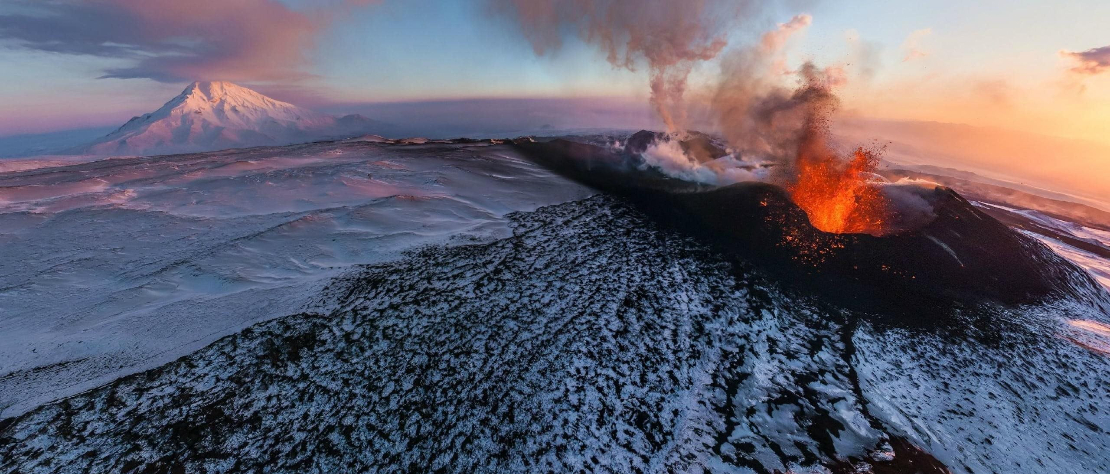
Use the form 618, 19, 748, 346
0, 140, 592, 417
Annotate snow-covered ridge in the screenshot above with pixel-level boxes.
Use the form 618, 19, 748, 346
79, 81, 379, 156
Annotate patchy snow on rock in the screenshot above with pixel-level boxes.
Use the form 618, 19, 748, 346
2, 193, 1105, 473
2, 137, 1109, 474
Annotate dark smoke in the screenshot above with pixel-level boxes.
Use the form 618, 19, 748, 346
491, 0, 766, 132
710, 16, 834, 175
496, 1, 940, 234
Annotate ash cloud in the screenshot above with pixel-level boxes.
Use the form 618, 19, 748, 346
0, 0, 377, 83
844, 29, 882, 84
494, 3, 840, 183
637, 138, 763, 186
1060, 45, 1110, 75
760, 14, 812, 56
491, 0, 768, 132
710, 16, 832, 169
498, 2, 942, 235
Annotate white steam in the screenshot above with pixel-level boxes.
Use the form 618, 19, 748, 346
638, 137, 765, 185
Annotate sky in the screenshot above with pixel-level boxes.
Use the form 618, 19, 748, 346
0, 0, 1108, 148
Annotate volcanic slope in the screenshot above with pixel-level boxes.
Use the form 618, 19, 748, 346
2, 195, 1107, 474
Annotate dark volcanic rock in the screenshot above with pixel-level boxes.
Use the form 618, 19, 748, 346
677, 133, 730, 163
0, 196, 943, 474
623, 129, 659, 155
661, 183, 1106, 315
623, 130, 729, 164
519, 138, 702, 194
512, 139, 1109, 317
2, 185, 1106, 474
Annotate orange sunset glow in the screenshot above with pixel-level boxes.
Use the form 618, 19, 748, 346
1, 1, 1108, 473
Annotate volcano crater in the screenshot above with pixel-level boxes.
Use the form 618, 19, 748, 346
512, 138, 1108, 318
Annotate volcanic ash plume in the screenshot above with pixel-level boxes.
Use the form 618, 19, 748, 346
497, 2, 937, 235
492, 0, 763, 132
752, 64, 889, 234
710, 24, 935, 236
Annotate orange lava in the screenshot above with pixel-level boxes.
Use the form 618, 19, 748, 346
789, 146, 889, 234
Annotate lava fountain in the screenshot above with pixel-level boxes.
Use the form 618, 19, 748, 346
790, 145, 889, 235
778, 67, 892, 236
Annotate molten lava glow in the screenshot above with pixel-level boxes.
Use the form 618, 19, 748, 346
789, 146, 889, 234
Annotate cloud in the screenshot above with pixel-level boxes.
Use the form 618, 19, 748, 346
760, 14, 812, 53
0, 0, 377, 83
1060, 45, 1110, 75
844, 29, 882, 83
971, 79, 1013, 107
901, 28, 932, 62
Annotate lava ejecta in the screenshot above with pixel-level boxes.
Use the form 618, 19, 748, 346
780, 68, 891, 236
790, 145, 889, 235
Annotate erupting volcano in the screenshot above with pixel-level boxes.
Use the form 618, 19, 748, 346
789, 145, 888, 234
757, 64, 898, 236
3, 1, 1110, 473
510, 129, 1106, 313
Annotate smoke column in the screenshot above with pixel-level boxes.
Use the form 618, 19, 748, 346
491, 0, 763, 132
492, 1, 824, 165
713, 39, 894, 234
497, 1, 924, 235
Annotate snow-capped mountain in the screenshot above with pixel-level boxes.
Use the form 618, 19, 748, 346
79, 81, 380, 156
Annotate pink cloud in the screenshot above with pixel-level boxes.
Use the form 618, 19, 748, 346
760, 14, 812, 53
901, 28, 932, 62
491, 0, 770, 132
1060, 45, 1110, 75
0, 0, 377, 83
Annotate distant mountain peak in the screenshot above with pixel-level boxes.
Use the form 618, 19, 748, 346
176, 81, 289, 110
78, 81, 379, 157
186, 80, 251, 95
